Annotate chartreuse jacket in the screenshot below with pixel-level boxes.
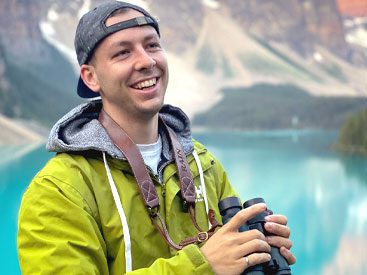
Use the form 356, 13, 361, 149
17, 101, 238, 274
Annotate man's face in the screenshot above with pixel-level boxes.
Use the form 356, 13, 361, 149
87, 9, 169, 121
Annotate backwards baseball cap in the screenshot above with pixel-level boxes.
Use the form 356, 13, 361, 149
74, 1, 160, 98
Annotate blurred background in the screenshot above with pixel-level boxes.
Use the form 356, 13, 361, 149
0, 0, 367, 274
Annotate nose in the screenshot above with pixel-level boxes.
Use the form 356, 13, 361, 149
134, 47, 156, 71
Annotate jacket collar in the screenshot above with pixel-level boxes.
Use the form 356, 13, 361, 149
46, 99, 194, 163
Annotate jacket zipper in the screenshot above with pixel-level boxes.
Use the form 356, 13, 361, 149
161, 182, 166, 197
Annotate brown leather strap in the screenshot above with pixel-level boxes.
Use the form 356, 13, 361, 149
162, 120, 196, 209
152, 213, 183, 250
153, 210, 221, 249
178, 232, 215, 247
160, 117, 208, 232
98, 109, 220, 250
179, 209, 221, 247
99, 110, 159, 213
188, 206, 205, 232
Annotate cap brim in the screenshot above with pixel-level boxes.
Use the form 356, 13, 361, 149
77, 76, 100, 98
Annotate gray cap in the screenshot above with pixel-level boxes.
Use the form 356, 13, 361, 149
74, 1, 160, 98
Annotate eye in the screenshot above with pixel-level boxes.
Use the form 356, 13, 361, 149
112, 49, 130, 59
147, 42, 161, 51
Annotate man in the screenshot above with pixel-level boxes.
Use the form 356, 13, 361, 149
18, 1, 295, 274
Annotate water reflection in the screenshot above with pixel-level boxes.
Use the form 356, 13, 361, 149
323, 234, 367, 274
194, 130, 367, 275
2, 131, 367, 274
339, 154, 367, 187
0, 143, 44, 166
0, 143, 51, 275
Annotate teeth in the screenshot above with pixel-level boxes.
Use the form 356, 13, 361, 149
133, 78, 156, 89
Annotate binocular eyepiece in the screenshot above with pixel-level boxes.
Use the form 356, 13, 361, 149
218, 197, 291, 275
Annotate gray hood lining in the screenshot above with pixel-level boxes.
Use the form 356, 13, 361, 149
46, 100, 194, 162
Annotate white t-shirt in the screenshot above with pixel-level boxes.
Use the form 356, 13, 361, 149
136, 135, 162, 175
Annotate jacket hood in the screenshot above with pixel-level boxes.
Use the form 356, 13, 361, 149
46, 99, 194, 161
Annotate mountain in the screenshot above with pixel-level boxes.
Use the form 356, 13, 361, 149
151, 0, 367, 119
193, 83, 367, 130
0, 0, 81, 126
0, 0, 367, 139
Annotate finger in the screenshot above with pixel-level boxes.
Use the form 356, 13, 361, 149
237, 229, 266, 245
280, 246, 297, 265
265, 214, 288, 225
235, 239, 271, 259
240, 253, 271, 270
264, 222, 290, 238
266, 236, 292, 250
224, 203, 267, 232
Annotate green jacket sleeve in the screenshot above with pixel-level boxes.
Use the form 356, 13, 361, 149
211, 154, 240, 201
18, 176, 109, 275
127, 245, 213, 275
18, 175, 214, 275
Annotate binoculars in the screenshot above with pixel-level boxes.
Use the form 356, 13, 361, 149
218, 197, 291, 275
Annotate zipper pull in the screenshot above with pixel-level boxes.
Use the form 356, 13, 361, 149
162, 183, 166, 197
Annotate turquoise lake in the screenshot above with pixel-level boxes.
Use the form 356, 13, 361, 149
1, 130, 367, 274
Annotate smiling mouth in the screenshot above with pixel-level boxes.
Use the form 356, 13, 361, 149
132, 77, 158, 90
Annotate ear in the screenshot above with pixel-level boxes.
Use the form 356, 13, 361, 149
80, 64, 100, 93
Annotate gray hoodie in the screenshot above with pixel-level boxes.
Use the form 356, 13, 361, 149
46, 99, 194, 173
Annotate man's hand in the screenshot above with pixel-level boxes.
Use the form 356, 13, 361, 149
201, 203, 272, 275
264, 214, 296, 265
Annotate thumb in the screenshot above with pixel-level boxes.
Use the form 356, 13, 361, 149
224, 203, 267, 232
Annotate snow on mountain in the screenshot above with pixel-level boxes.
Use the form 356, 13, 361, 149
202, 0, 220, 9
1, 0, 366, 132
40, 18, 78, 71
347, 27, 367, 48
35, 0, 367, 118
344, 17, 367, 48
78, 0, 92, 18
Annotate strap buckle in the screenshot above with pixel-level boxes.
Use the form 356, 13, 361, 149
197, 232, 209, 242
182, 200, 192, 213
148, 206, 159, 217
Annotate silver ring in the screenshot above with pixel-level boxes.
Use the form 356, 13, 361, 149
245, 256, 250, 267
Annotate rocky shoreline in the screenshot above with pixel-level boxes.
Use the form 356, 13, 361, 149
0, 114, 47, 145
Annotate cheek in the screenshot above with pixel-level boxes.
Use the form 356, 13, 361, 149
159, 57, 169, 85
164, 66, 169, 84
98, 68, 127, 89
96, 75, 110, 92
162, 55, 169, 72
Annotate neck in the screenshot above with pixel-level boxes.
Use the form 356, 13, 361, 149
102, 106, 159, 145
